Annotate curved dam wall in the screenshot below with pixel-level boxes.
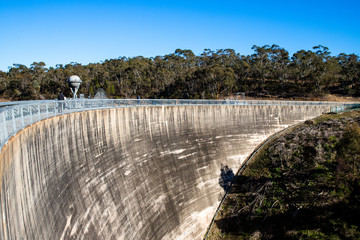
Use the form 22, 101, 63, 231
0, 104, 329, 239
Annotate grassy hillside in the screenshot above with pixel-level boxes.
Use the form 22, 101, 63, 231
208, 110, 360, 240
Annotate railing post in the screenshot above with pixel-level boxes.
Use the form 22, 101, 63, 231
2, 112, 7, 140
21, 106, 25, 128
29, 105, 33, 123
38, 105, 41, 121
12, 108, 16, 134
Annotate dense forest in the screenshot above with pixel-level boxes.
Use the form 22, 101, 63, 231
0, 45, 359, 100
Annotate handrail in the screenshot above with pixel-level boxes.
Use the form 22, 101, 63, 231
329, 103, 360, 113
0, 99, 354, 154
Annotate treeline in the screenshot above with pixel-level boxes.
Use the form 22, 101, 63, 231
0, 45, 359, 100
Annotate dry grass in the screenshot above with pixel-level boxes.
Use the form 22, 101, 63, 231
226, 94, 360, 102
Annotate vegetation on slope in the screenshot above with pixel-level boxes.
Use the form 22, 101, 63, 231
0, 45, 359, 100
208, 110, 360, 239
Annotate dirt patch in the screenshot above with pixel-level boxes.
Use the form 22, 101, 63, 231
321, 94, 360, 102
226, 94, 360, 102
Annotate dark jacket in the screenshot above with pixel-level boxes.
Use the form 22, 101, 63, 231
58, 93, 65, 100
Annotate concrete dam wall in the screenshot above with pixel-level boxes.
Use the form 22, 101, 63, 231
0, 104, 329, 239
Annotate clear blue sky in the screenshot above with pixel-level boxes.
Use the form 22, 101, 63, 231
1, 0, 359, 72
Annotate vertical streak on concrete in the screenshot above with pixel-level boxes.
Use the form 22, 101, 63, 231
0, 105, 328, 239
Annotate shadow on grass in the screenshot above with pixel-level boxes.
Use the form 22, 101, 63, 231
214, 174, 360, 239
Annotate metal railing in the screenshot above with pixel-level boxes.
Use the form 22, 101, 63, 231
0, 99, 355, 153
329, 103, 360, 113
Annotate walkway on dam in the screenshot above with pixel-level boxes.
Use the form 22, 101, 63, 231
0, 99, 356, 153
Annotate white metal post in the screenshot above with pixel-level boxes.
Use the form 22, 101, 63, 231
21, 106, 25, 128
38, 105, 41, 121
29, 105, 33, 123
1, 112, 7, 141
12, 108, 16, 134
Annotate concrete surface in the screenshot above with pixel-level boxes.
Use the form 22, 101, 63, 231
0, 104, 330, 239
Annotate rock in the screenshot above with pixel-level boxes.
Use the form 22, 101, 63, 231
304, 119, 315, 125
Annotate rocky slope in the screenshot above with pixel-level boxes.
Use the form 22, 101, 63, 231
208, 111, 360, 239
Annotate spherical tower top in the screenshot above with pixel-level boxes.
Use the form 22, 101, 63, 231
67, 75, 82, 83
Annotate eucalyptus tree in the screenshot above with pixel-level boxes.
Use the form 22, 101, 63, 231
122, 56, 154, 97
250, 45, 272, 91
291, 49, 317, 86
268, 45, 290, 83
338, 53, 360, 94
203, 65, 236, 99
151, 55, 176, 97
30, 61, 47, 75
0, 70, 8, 96
199, 49, 215, 67
45, 64, 69, 98
161, 49, 200, 98
174, 49, 196, 66
233, 55, 251, 92
96, 58, 129, 98
30, 62, 47, 96
7, 64, 40, 99
312, 45, 341, 94
214, 49, 239, 68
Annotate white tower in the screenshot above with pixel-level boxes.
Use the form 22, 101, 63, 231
67, 75, 82, 99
